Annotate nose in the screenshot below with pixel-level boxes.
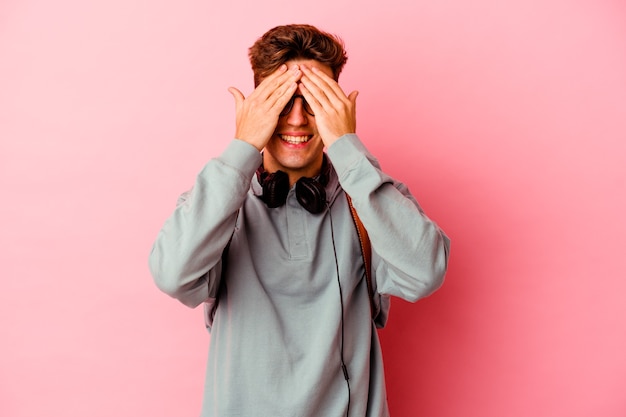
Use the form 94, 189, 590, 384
285, 97, 309, 126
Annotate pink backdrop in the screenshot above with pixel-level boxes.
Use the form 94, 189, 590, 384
2, 0, 625, 416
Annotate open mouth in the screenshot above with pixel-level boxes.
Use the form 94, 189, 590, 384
279, 134, 313, 145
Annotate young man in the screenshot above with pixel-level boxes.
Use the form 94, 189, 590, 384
149, 24, 449, 417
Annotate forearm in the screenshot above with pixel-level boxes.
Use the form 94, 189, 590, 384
148, 139, 261, 307
328, 134, 450, 301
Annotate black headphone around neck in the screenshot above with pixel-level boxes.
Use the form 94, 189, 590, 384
256, 157, 330, 214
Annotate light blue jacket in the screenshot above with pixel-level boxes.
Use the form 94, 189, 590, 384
149, 134, 450, 417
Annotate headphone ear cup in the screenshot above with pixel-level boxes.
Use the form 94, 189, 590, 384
261, 170, 290, 208
296, 177, 327, 214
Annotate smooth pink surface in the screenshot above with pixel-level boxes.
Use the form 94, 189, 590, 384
2, 1, 625, 416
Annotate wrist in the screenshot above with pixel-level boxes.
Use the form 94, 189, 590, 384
234, 133, 267, 152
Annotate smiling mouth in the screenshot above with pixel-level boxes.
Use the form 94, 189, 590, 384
279, 134, 313, 144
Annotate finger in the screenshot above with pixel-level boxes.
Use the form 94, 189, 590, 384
302, 66, 347, 103
244, 64, 287, 103
258, 65, 300, 115
255, 64, 300, 100
227, 87, 245, 107
260, 64, 289, 85
348, 90, 359, 105
300, 68, 346, 112
268, 80, 298, 114
299, 75, 331, 112
298, 82, 323, 114
311, 66, 347, 99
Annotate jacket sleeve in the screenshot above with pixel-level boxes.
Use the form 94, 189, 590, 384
148, 140, 262, 308
327, 134, 450, 303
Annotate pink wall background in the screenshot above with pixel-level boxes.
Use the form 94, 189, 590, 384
2, 0, 625, 416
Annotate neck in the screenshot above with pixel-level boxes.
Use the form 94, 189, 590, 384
262, 154, 325, 187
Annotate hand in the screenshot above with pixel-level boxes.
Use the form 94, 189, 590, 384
228, 64, 302, 151
299, 66, 358, 147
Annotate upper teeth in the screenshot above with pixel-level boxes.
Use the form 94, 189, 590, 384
280, 135, 310, 144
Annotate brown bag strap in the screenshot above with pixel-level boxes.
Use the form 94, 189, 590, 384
346, 194, 375, 320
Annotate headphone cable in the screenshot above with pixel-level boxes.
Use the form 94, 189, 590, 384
327, 203, 351, 417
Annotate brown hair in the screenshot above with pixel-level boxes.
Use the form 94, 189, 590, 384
249, 24, 348, 87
